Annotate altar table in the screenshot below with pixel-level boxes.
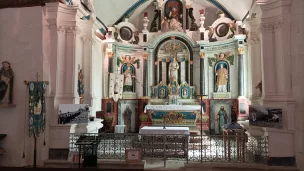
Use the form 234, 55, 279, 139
144, 105, 203, 113
139, 126, 190, 135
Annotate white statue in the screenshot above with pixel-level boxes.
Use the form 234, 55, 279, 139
169, 57, 179, 82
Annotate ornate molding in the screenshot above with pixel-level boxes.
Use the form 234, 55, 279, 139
66, 26, 80, 35
238, 48, 245, 55
57, 26, 67, 33
247, 37, 260, 45
81, 37, 95, 45
261, 18, 285, 31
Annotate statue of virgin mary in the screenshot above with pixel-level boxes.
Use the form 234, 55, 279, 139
168, 57, 179, 82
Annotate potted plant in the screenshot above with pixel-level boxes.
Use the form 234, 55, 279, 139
89, 116, 95, 121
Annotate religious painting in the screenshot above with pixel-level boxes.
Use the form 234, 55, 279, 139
210, 100, 232, 135
164, 0, 183, 25
214, 61, 230, 93
58, 104, 90, 124
249, 105, 282, 128
118, 100, 139, 133
121, 63, 136, 93
0, 61, 14, 105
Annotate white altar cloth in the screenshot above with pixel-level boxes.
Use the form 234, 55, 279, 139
139, 126, 190, 135
144, 105, 203, 113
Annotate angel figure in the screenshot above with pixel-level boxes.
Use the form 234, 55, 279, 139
215, 52, 230, 61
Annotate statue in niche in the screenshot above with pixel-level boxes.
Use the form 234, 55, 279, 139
169, 57, 179, 82
215, 62, 229, 92
0, 61, 14, 104
122, 64, 135, 92
78, 68, 84, 104
216, 106, 228, 134
123, 105, 132, 133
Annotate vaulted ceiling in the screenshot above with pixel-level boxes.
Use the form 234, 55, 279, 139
93, 0, 253, 27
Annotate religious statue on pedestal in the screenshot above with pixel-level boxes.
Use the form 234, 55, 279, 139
0, 61, 14, 104
216, 106, 228, 134
215, 63, 229, 92
169, 57, 179, 82
78, 68, 84, 104
123, 64, 135, 92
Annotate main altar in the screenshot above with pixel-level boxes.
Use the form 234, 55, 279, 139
98, 0, 250, 135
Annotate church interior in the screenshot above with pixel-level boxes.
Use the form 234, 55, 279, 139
0, 0, 303, 170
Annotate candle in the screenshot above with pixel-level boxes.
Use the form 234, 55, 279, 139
144, 12, 148, 17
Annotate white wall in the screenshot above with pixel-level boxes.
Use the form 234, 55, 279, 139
0, 6, 44, 167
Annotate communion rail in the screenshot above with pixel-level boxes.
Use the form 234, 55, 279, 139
69, 133, 268, 166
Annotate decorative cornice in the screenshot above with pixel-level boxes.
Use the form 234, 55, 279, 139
247, 37, 260, 45
57, 26, 67, 33
82, 37, 96, 45
0, 0, 50, 9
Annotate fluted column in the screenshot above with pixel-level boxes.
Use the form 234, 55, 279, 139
259, 0, 296, 164
245, 18, 262, 102
82, 37, 95, 105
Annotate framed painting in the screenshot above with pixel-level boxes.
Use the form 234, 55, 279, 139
118, 99, 139, 133
210, 100, 233, 135
249, 105, 282, 128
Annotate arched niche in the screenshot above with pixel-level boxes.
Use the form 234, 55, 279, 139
214, 60, 230, 92
154, 36, 194, 85
121, 63, 136, 93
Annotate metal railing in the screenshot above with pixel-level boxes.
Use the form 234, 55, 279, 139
69, 133, 268, 165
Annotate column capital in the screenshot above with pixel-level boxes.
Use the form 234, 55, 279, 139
66, 26, 80, 35
82, 37, 96, 45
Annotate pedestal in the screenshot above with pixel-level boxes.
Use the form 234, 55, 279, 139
123, 92, 136, 99
213, 92, 231, 99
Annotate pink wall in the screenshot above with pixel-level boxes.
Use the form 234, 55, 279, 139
0, 6, 44, 167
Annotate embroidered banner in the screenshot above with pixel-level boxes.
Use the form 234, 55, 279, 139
28, 81, 47, 137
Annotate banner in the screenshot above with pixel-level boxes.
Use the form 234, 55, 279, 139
28, 81, 47, 137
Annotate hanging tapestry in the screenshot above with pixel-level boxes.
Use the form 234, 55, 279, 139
28, 81, 47, 137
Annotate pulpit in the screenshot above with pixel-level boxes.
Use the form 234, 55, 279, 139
223, 128, 246, 162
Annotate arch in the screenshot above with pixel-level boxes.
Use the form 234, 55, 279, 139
152, 32, 198, 86
214, 60, 230, 92
149, 31, 199, 49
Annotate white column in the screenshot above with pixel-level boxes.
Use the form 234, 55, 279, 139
245, 18, 262, 103
259, 0, 296, 162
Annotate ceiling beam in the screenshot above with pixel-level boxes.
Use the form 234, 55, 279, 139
114, 0, 147, 25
